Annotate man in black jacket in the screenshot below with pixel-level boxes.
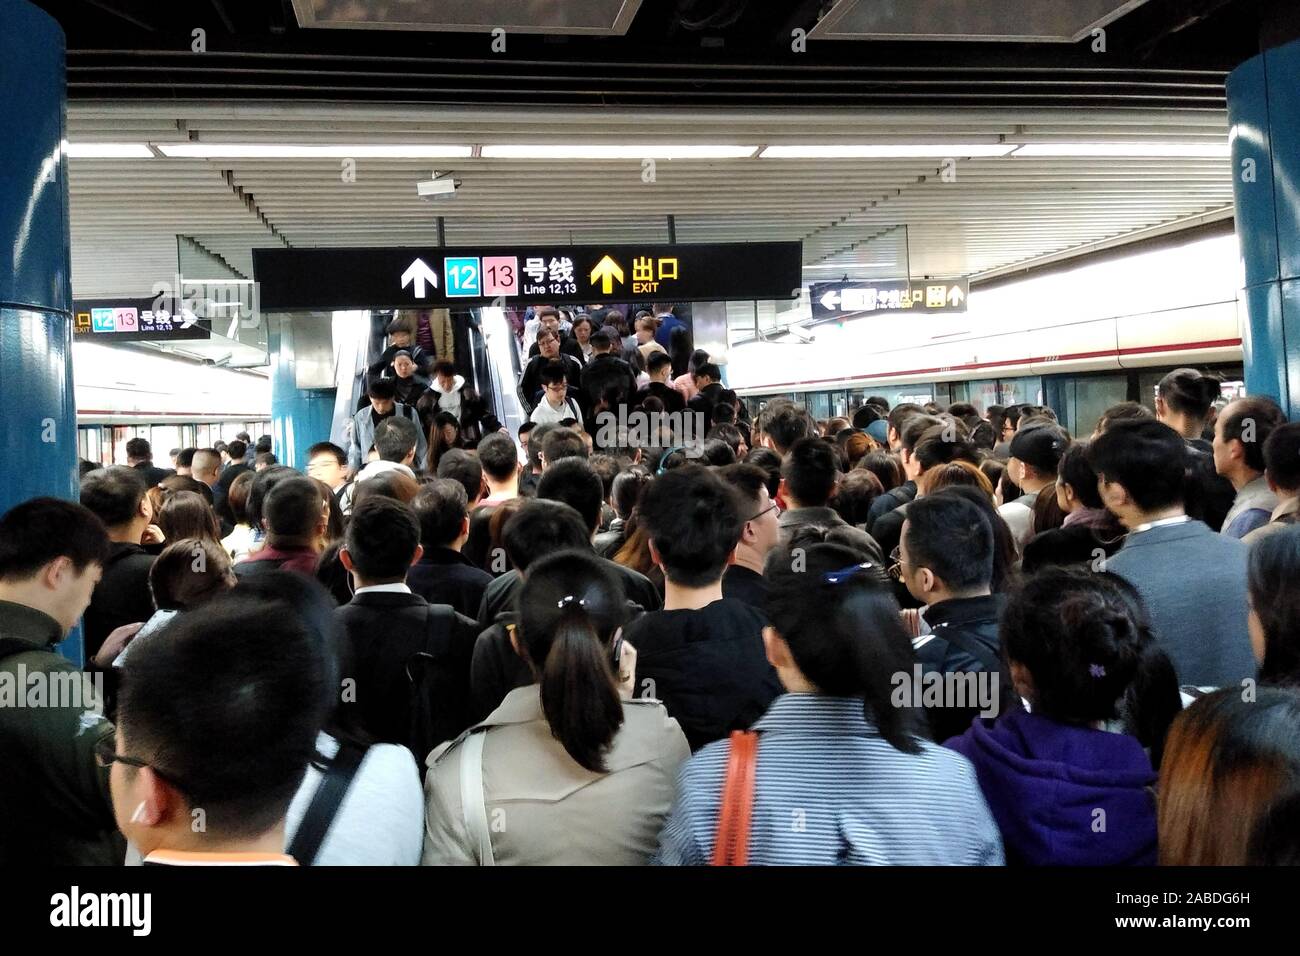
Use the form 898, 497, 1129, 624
899, 494, 1017, 743
213, 439, 251, 524
407, 479, 493, 620
79, 466, 158, 664
124, 438, 173, 488
336, 497, 479, 761
634, 351, 686, 414
518, 329, 583, 415
686, 362, 726, 422
578, 331, 638, 415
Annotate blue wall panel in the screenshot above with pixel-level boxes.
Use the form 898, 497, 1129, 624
269, 318, 338, 471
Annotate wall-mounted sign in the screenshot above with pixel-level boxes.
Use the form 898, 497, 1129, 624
72, 299, 212, 341
252, 243, 803, 310
809, 278, 969, 320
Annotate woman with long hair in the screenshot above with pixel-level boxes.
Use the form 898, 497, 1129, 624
426, 411, 464, 474
155, 490, 222, 548
422, 550, 689, 865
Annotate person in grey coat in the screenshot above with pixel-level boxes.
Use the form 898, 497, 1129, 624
777, 437, 883, 563
1089, 419, 1256, 689
348, 377, 426, 474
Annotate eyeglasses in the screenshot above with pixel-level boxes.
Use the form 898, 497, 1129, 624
746, 501, 779, 523
888, 545, 907, 580
94, 736, 190, 793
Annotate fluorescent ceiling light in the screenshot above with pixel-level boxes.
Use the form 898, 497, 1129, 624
480, 144, 758, 159
64, 143, 154, 158
1012, 142, 1230, 157
760, 144, 1014, 158
156, 143, 473, 158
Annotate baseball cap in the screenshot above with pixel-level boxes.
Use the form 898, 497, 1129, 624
1009, 423, 1068, 474
865, 420, 890, 445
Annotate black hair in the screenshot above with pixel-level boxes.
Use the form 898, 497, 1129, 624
1057, 442, 1105, 510
859, 451, 903, 493
947, 402, 978, 419
1247, 789, 1300, 865
646, 351, 672, 374
263, 474, 324, 538
160, 474, 215, 507
373, 416, 420, 463
716, 462, 769, 515
125, 437, 153, 461
541, 427, 588, 465
903, 494, 993, 593
1096, 401, 1154, 434
149, 538, 234, 611
345, 496, 421, 581
256, 435, 272, 453
176, 448, 197, 469
367, 377, 398, 401
436, 448, 483, 505
1087, 419, 1187, 512
80, 465, 148, 528
610, 466, 652, 519
518, 422, 536, 438
638, 464, 743, 587
899, 414, 944, 453
156, 490, 222, 546
1158, 368, 1222, 420
695, 362, 721, 382
700, 438, 737, 467
851, 404, 882, 428
741, 447, 782, 499
761, 401, 815, 453
227, 439, 249, 461
587, 454, 621, 501
0, 498, 109, 581
255, 452, 279, 470
117, 585, 332, 839
502, 500, 592, 571
245, 466, 299, 532
589, 330, 612, 350
763, 542, 924, 753
477, 433, 519, 482
1220, 396, 1287, 473
831, 468, 884, 528
516, 550, 628, 773
912, 421, 979, 472
539, 360, 570, 386
412, 478, 469, 549
432, 360, 457, 378
1249, 525, 1300, 685
781, 437, 839, 507
527, 422, 556, 472
1001, 567, 1181, 765
1263, 422, 1300, 493
707, 423, 745, 456
930, 486, 1017, 594
887, 403, 924, 439
537, 458, 605, 533
866, 395, 891, 413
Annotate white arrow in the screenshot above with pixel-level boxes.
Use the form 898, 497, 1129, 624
819, 290, 841, 310
401, 258, 439, 298
178, 309, 197, 328
947, 285, 965, 307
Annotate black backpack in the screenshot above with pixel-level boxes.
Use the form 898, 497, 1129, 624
404, 603, 460, 764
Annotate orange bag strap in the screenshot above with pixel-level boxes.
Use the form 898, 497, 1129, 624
711, 730, 759, 866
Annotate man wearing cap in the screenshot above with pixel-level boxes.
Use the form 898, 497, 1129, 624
998, 423, 1069, 554
369, 317, 434, 381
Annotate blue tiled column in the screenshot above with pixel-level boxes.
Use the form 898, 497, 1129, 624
0, 0, 81, 661
269, 317, 338, 471
1227, 36, 1300, 417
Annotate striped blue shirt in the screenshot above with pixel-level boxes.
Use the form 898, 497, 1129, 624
654, 693, 1004, 865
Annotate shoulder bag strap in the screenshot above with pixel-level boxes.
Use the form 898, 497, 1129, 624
287, 739, 367, 866
459, 730, 496, 866
711, 730, 759, 866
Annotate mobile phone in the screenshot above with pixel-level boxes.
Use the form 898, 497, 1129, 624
610, 631, 624, 670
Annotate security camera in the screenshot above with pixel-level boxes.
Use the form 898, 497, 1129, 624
417, 171, 460, 200
786, 325, 816, 343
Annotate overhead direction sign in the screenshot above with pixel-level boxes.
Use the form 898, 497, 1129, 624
809, 278, 969, 320
72, 299, 212, 342
253, 243, 803, 311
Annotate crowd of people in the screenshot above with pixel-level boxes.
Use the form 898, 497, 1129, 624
5, 355, 1300, 867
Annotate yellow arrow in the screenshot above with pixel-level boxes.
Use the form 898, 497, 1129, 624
589, 255, 625, 294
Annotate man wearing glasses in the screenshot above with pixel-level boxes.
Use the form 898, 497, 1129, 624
529, 362, 584, 427
717, 463, 782, 611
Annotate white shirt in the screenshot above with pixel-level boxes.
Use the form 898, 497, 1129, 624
353, 583, 411, 596
530, 396, 582, 426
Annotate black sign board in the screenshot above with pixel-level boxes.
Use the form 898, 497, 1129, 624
809, 278, 969, 320
72, 299, 213, 341
252, 243, 803, 310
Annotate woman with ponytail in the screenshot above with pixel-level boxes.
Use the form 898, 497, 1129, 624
422, 549, 689, 865
655, 542, 1003, 865
945, 567, 1182, 865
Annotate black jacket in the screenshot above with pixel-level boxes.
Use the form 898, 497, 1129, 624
559, 336, 590, 366
214, 461, 251, 523
686, 381, 726, 422
518, 353, 584, 414
593, 517, 626, 559
916, 594, 1018, 744
578, 352, 638, 410
407, 548, 494, 620
721, 564, 768, 612
476, 558, 661, 631
334, 591, 479, 760
369, 343, 434, 378
634, 380, 686, 415
866, 480, 917, 533
83, 542, 155, 663
626, 598, 782, 751
132, 461, 174, 488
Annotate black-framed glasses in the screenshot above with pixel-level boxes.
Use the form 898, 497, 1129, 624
822, 562, 878, 584
746, 501, 779, 523
93, 736, 189, 792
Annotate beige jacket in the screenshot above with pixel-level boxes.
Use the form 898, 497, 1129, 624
1243, 495, 1300, 545
422, 685, 689, 865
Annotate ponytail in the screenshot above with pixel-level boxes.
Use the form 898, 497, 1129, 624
1122, 640, 1182, 770
539, 606, 624, 773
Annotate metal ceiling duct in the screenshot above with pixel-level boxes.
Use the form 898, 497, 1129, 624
808, 0, 1151, 43
290, 0, 644, 35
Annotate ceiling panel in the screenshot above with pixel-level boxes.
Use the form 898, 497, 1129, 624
290, 0, 644, 35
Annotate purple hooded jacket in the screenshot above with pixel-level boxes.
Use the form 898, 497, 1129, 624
945, 708, 1157, 866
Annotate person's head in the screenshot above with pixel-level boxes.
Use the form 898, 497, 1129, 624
428, 360, 456, 392
537, 328, 562, 359
189, 449, 221, 487
366, 376, 398, 416
700, 438, 737, 467
226, 470, 256, 527
693, 362, 721, 389
1157, 686, 1300, 865
571, 315, 594, 344
1054, 442, 1105, 514
148, 538, 235, 611
1087, 419, 1188, 524
125, 437, 154, 465
858, 451, 903, 493
174, 448, 197, 475
887, 403, 924, 450
1002, 567, 1180, 763
245, 466, 298, 533
742, 446, 783, 500
306, 442, 348, 490
830, 467, 884, 527
918, 459, 994, 499
159, 474, 214, 507
351, 469, 420, 508
1247, 525, 1300, 683
477, 432, 519, 487
911, 421, 980, 475
634, 315, 658, 344
81, 465, 152, 536
1261, 422, 1300, 501
537, 458, 605, 536
433, 410, 462, 449
502, 500, 592, 573
537, 307, 561, 336
899, 494, 993, 604
156, 491, 221, 546
646, 350, 673, 382
896, 414, 943, 481
760, 401, 815, 455
780, 437, 840, 508
387, 317, 412, 348
1007, 423, 1068, 489
541, 426, 588, 469
436, 448, 485, 506
589, 330, 614, 355
374, 415, 420, 466
540, 361, 571, 406
1156, 368, 1222, 430
514, 550, 628, 772
518, 421, 536, 454
263, 474, 328, 545
254, 452, 278, 472
763, 542, 924, 752
111, 586, 332, 855
639, 464, 743, 587
1214, 396, 1286, 484
412, 478, 471, 551
341, 496, 422, 586
226, 439, 248, 463
718, 462, 782, 565
1093, 401, 1154, 437
0, 498, 109, 634
610, 466, 652, 520
392, 351, 417, 380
